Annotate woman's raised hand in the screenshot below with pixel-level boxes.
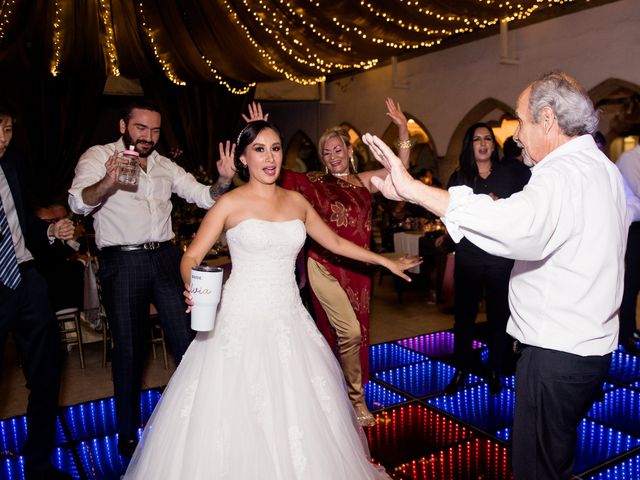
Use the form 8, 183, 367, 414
385, 97, 409, 132
242, 101, 269, 123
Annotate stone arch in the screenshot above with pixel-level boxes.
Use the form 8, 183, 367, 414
443, 98, 515, 183
284, 130, 321, 172
588, 78, 640, 159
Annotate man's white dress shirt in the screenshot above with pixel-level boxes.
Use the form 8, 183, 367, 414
443, 135, 627, 356
69, 138, 214, 249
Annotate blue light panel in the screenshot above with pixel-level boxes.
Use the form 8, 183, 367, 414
374, 360, 482, 398
587, 387, 640, 435
0, 416, 66, 456
427, 384, 515, 432
64, 390, 161, 442
369, 342, 428, 373
584, 452, 640, 480
0, 447, 78, 480
364, 381, 408, 411
76, 432, 141, 479
607, 351, 640, 385
573, 418, 640, 473
63, 398, 117, 441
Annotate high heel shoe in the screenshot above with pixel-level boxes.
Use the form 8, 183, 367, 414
444, 370, 467, 395
354, 405, 376, 427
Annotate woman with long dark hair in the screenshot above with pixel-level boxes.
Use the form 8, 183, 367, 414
445, 122, 530, 394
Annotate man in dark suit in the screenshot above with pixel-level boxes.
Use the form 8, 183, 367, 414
0, 102, 75, 480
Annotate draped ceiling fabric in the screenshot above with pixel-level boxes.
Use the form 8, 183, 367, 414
0, 0, 613, 203
0, 0, 614, 87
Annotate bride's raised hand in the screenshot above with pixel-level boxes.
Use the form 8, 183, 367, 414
241, 101, 269, 123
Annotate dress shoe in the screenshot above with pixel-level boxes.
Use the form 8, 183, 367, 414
24, 464, 73, 480
118, 435, 139, 457
444, 370, 467, 395
487, 370, 503, 395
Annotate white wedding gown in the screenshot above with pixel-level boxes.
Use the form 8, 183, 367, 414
124, 219, 388, 479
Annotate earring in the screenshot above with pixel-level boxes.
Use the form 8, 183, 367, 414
349, 155, 357, 173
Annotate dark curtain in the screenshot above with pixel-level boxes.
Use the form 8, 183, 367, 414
31, 74, 107, 204
140, 76, 254, 177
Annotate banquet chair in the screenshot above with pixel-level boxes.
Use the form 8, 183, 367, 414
149, 304, 169, 369
56, 307, 85, 369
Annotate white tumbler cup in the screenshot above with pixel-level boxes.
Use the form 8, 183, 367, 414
190, 266, 224, 331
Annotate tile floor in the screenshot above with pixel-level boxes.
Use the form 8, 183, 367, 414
4, 275, 639, 479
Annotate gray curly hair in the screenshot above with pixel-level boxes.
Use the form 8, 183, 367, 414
528, 72, 599, 137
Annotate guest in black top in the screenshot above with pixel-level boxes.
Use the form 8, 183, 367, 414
445, 122, 530, 395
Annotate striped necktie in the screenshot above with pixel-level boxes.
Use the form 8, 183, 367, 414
0, 194, 21, 289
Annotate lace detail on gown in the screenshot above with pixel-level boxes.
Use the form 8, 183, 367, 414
124, 219, 389, 479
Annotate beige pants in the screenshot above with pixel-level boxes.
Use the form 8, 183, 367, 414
307, 257, 365, 408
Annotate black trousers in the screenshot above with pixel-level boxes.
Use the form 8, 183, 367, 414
0, 263, 62, 470
98, 244, 194, 438
453, 257, 512, 373
512, 346, 610, 480
619, 222, 640, 344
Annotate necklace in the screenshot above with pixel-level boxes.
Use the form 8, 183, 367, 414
332, 172, 350, 177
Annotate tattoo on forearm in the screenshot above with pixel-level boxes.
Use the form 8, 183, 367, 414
210, 180, 232, 200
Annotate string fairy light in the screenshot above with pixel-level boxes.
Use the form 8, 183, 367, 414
98, 0, 120, 76
0, 0, 17, 42
201, 56, 256, 95
138, 1, 186, 86
50, 0, 63, 76
221, 0, 327, 85
238, 0, 379, 74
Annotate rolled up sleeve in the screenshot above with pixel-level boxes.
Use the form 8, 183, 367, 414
166, 160, 215, 209
442, 170, 570, 261
68, 145, 113, 215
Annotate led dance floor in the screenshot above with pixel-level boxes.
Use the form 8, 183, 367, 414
2, 331, 640, 479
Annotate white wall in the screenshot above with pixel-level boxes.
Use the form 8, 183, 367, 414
262, 0, 640, 182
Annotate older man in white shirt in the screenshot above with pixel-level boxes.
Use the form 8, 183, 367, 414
69, 99, 234, 457
364, 72, 627, 480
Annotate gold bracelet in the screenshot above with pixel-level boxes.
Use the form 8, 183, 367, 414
396, 138, 412, 149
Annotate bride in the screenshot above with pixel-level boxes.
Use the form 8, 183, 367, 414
123, 120, 419, 479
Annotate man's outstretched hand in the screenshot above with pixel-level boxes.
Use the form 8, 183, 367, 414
362, 133, 419, 203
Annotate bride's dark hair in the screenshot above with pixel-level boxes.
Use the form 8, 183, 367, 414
234, 120, 284, 182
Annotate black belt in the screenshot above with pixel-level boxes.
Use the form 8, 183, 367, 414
100, 241, 172, 253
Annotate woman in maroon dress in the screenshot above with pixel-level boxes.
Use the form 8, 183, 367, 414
243, 100, 411, 426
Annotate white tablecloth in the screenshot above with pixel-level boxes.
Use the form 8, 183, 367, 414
393, 231, 422, 274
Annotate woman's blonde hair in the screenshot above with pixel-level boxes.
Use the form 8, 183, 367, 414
317, 126, 351, 159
